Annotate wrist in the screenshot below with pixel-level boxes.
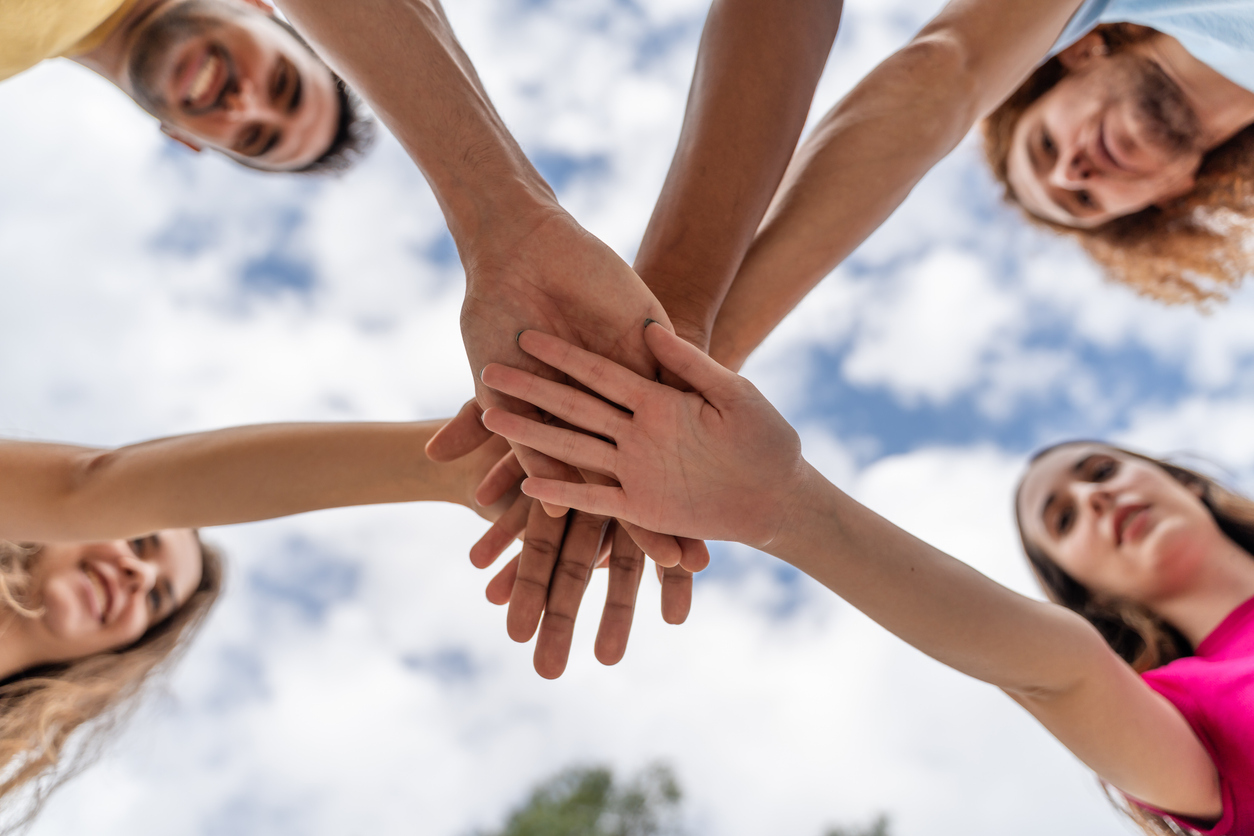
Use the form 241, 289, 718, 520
759, 461, 833, 559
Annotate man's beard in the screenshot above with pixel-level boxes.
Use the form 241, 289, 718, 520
127, 0, 224, 116
1127, 55, 1203, 156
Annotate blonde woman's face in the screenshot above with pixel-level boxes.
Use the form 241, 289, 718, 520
1017, 444, 1221, 605
20, 531, 203, 665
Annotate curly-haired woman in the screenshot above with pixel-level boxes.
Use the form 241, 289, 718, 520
481, 324, 1254, 836
0, 414, 519, 828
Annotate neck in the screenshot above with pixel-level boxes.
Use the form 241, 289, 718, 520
71, 0, 169, 89
1136, 36, 1254, 150
1153, 539, 1254, 648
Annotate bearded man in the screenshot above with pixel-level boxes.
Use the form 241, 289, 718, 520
694, 0, 1254, 352
3, 0, 374, 173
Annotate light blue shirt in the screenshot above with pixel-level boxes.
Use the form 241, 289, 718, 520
1054, 0, 1254, 91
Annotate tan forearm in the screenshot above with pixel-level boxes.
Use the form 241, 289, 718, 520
0, 421, 470, 542
276, 0, 557, 251
634, 0, 841, 345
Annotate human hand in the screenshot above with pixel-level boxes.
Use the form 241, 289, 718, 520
429, 399, 702, 674
481, 324, 809, 549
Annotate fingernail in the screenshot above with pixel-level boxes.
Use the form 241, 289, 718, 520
515, 329, 526, 344
644, 318, 657, 329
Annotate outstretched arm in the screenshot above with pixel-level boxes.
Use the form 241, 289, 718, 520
709, 0, 1086, 370
276, 0, 691, 677
0, 420, 513, 542
482, 326, 1222, 822
634, 0, 841, 351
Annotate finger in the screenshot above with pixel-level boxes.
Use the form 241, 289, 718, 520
482, 363, 629, 439
659, 564, 693, 625
678, 537, 711, 573
506, 502, 568, 643
470, 492, 529, 569
619, 520, 681, 568
594, 523, 646, 666
520, 477, 627, 520
474, 450, 525, 508
644, 321, 734, 397
486, 554, 519, 605
533, 511, 612, 680
425, 399, 492, 463
517, 330, 655, 412
483, 409, 618, 479
508, 443, 573, 518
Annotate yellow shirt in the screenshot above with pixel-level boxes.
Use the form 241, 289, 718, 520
0, 0, 138, 81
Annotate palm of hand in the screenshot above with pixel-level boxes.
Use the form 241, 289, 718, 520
615, 381, 804, 548
461, 211, 671, 430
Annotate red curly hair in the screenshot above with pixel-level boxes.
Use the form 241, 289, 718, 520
983, 24, 1254, 305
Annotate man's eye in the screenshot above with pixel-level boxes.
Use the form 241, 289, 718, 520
148, 588, 161, 614
1041, 129, 1055, 155
1077, 190, 1095, 209
129, 537, 146, 556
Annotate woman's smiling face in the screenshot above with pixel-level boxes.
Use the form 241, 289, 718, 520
18, 531, 204, 666
1017, 444, 1223, 605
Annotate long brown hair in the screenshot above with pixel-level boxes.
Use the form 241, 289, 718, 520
1015, 442, 1254, 835
0, 536, 224, 831
983, 24, 1254, 305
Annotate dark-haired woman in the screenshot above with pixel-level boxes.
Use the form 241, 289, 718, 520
479, 323, 1254, 836
0, 414, 518, 827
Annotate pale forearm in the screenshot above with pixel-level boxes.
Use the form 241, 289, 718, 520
634, 0, 840, 345
771, 464, 1102, 695
709, 0, 1087, 370
1, 421, 469, 542
276, 0, 557, 250
709, 35, 977, 370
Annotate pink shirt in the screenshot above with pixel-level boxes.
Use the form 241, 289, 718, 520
1141, 596, 1254, 835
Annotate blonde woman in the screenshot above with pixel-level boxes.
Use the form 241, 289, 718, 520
481, 324, 1254, 836
0, 412, 519, 827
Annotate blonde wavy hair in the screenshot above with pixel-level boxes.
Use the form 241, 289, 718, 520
983, 23, 1254, 306
1015, 443, 1254, 836
0, 536, 223, 831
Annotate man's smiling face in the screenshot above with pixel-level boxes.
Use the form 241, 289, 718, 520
126, 0, 340, 171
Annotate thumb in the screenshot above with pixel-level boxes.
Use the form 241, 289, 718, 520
426, 399, 494, 462
644, 321, 735, 398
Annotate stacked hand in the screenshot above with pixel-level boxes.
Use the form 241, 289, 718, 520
480, 324, 811, 549
431, 210, 710, 678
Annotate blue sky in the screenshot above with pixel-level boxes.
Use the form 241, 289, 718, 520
4, 0, 1254, 833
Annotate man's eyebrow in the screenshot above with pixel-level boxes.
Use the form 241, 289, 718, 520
236, 128, 282, 158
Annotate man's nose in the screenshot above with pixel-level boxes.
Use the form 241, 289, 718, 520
222, 79, 269, 122
1051, 144, 1094, 189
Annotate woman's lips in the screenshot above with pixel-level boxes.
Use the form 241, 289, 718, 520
1114, 504, 1150, 545
82, 565, 108, 624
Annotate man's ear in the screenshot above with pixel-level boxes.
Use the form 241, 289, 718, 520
236, 0, 275, 13
1154, 174, 1199, 208
1057, 32, 1109, 71
160, 124, 203, 153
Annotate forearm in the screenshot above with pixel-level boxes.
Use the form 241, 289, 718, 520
633, 0, 840, 345
276, 0, 558, 251
772, 466, 1221, 812
708, 34, 978, 370
0, 421, 470, 541
708, 0, 1087, 371
771, 463, 1103, 694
